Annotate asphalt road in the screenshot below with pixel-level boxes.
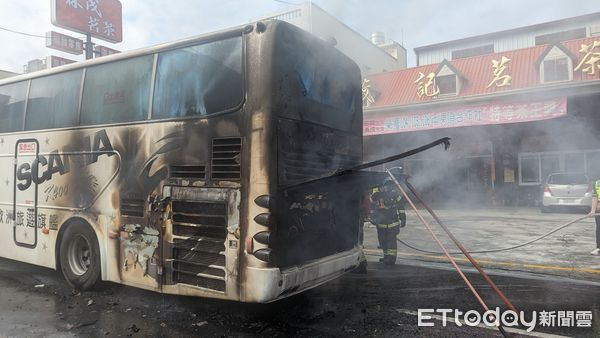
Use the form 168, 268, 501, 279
0, 257, 599, 337
364, 207, 600, 281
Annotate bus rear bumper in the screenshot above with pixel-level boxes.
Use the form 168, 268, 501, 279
242, 247, 361, 303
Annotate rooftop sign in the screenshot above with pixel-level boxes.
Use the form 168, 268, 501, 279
46, 55, 77, 68
51, 0, 123, 43
45, 31, 84, 55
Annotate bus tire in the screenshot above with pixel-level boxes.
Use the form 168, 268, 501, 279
59, 222, 101, 290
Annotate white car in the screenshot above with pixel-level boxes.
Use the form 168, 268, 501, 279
541, 172, 593, 213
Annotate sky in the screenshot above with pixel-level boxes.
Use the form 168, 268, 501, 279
0, 0, 598, 73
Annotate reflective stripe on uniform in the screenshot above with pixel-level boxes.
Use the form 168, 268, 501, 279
595, 180, 600, 198
377, 221, 400, 229
385, 249, 397, 255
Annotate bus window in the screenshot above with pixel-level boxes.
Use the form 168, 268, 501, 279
25, 70, 82, 131
152, 36, 243, 119
81, 55, 153, 126
0, 81, 27, 132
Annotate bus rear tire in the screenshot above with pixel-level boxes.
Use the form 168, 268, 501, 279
59, 222, 101, 290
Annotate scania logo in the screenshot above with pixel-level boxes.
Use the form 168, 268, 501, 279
16, 130, 114, 191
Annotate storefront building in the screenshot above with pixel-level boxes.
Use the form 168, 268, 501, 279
363, 36, 600, 207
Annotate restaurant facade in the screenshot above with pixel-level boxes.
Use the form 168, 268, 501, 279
363, 36, 600, 207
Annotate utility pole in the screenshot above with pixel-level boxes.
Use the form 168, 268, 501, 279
84, 33, 94, 60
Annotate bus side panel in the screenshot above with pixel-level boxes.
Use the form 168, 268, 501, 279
0, 130, 120, 275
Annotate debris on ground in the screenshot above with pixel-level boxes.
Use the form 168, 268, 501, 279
128, 324, 140, 333
192, 321, 208, 327
34, 284, 45, 288
87, 299, 94, 306
66, 320, 97, 330
75, 320, 98, 328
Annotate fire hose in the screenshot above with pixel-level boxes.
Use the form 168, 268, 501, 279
397, 215, 593, 255
394, 177, 595, 255
386, 168, 515, 338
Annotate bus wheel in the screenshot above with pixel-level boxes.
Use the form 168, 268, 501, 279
59, 223, 101, 290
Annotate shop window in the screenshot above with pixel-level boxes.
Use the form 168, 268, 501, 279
535, 28, 586, 45
543, 58, 570, 82
539, 46, 573, 83
520, 150, 597, 186
435, 62, 462, 96
564, 152, 585, 172
520, 155, 540, 184
540, 155, 560, 182
436, 75, 457, 95
586, 151, 600, 179
452, 44, 494, 60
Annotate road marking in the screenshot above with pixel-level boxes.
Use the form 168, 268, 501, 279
395, 309, 570, 338
363, 249, 600, 275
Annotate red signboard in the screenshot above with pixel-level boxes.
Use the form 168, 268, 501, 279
46, 55, 77, 68
94, 44, 120, 57
51, 0, 123, 43
46, 31, 84, 55
363, 98, 568, 136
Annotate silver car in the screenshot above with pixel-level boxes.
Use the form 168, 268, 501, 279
541, 172, 593, 213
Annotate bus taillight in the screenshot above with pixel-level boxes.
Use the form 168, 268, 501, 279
254, 231, 271, 245
254, 195, 273, 209
253, 213, 272, 227
253, 248, 271, 263
251, 195, 273, 260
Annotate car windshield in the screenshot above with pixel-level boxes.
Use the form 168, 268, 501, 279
547, 173, 588, 185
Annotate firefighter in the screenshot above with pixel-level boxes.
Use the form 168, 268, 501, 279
588, 179, 600, 256
370, 177, 406, 265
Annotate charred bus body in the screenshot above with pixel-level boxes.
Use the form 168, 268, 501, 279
0, 21, 363, 302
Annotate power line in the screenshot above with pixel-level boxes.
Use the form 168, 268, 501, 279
0, 26, 88, 41
0, 26, 46, 38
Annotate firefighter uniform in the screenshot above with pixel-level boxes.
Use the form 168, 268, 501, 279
370, 183, 406, 265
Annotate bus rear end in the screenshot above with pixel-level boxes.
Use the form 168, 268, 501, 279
243, 21, 363, 302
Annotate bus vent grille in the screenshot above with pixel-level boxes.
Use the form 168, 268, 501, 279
211, 138, 241, 180
120, 198, 144, 218
173, 273, 226, 292
281, 151, 360, 184
171, 200, 227, 292
169, 165, 206, 179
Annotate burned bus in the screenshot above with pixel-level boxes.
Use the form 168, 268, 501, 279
0, 20, 363, 302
